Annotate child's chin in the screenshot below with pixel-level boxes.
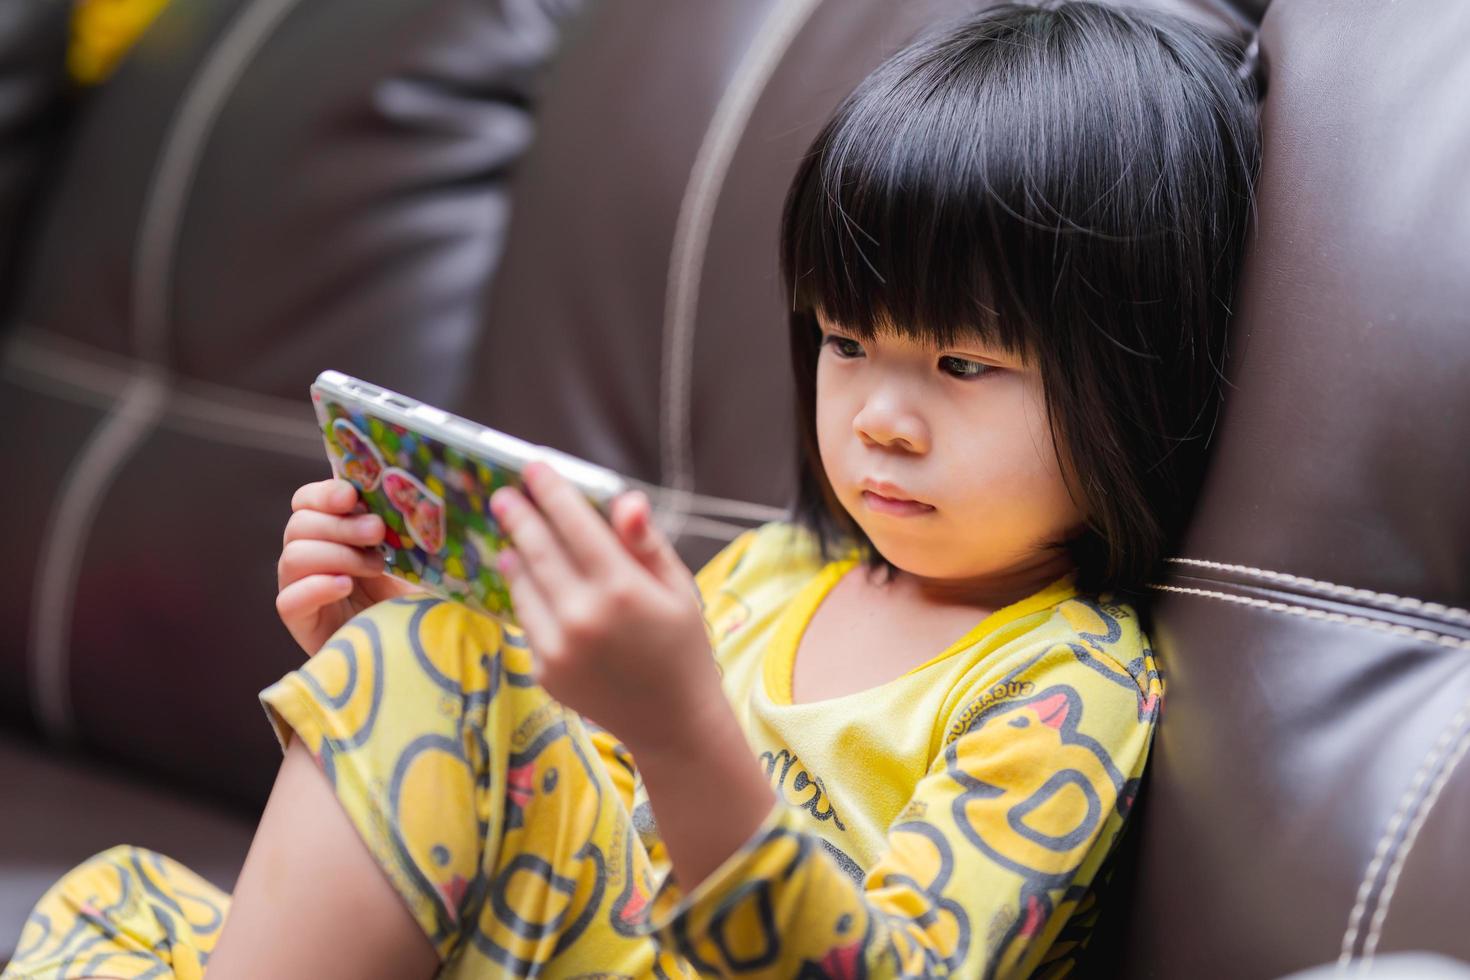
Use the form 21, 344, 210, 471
862, 534, 956, 579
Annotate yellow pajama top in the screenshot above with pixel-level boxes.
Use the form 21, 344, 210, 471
644, 523, 1161, 978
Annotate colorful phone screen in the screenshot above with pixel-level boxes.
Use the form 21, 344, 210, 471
313, 392, 518, 623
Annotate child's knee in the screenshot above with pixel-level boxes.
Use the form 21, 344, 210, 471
272, 595, 532, 766
91, 842, 146, 863
320, 595, 510, 695
386, 595, 523, 692
46, 845, 205, 906
69, 843, 162, 879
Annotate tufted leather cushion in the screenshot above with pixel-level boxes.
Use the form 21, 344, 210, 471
0, 0, 582, 807
0, 0, 70, 318
1118, 0, 1470, 974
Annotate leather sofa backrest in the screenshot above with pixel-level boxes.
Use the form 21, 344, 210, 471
0, 0, 70, 316
0, 0, 578, 807
1119, 0, 1470, 974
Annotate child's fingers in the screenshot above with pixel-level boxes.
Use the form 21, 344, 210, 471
291, 478, 360, 514
610, 491, 689, 591
497, 549, 560, 678
282, 508, 384, 548
609, 492, 652, 560
490, 485, 579, 587
609, 491, 651, 537
275, 574, 354, 624
277, 539, 384, 589
519, 461, 618, 573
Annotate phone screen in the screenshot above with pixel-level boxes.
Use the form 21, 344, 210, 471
314, 392, 522, 622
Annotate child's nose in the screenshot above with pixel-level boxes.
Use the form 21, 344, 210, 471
852, 396, 929, 454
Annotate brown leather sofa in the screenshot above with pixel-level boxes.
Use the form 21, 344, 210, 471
2, 0, 1466, 976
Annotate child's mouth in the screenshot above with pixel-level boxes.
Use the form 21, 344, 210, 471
861, 490, 936, 517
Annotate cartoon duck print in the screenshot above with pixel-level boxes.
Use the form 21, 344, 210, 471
945, 684, 1125, 882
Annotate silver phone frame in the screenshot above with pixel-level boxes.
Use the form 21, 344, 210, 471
310, 370, 630, 506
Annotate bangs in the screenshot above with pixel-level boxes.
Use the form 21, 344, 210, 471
783, 66, 1011, 352
781, 2, 1212, 359
782, 14, 1046, 355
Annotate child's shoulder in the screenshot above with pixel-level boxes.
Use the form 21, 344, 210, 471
1050, 594, 1153, 674
1051, 593, 1159, 698
945, 591, 1160, 744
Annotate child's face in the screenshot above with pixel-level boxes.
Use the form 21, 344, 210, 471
815, 314, 1086, 584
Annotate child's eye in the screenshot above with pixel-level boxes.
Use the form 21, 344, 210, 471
939, 355, 992, 379
822, 335, 865, 359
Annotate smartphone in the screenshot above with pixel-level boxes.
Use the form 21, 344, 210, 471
310, 370, 630, 623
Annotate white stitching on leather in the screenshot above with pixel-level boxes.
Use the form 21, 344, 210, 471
6, 332, 790, 523
659, 0, 822, 546
1152, 582, 1470, 973
664, 491, 785, 524
1337, 697, 1470, 971
660, 514, 759, 543
1167, 557, 1470, 624
133, 0, 309, 359
26, 0, 310, 738
7, 327, 309, 418
29, 369, 168, 740
627, 476, 786, 525
1148, 585, 1470, 652
4, 355, 325, 460
1359, 703, 1470, 968
4, 332, 325, 458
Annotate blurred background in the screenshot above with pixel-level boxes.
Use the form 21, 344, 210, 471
1, 0, 1466, 975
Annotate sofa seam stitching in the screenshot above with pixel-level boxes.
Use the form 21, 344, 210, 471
1167, 557, 1470, 623
658, 0, 822, 546
1148, 585, 1470, 652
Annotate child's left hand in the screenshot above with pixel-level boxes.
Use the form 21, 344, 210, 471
489, 461, 725, 749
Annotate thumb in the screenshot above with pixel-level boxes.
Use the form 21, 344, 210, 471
612, 492, 688, 589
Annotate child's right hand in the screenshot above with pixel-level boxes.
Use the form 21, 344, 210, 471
276, 479, 419, 656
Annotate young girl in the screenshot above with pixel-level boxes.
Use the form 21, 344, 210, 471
5, 3, 1258, 977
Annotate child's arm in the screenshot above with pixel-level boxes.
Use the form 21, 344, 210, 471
489, 463, 779, 891
643, 642, 1159, 979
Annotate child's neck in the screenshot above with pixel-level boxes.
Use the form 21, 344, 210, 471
881, 550, 1075, 611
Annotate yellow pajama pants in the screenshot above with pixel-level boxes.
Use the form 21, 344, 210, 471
4, 596, 695, 978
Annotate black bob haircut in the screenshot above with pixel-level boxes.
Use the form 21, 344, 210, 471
781, 0, 1260, 599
